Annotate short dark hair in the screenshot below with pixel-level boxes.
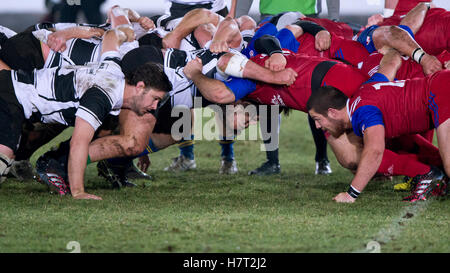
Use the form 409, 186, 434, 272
138, 32, 163, 49
126, 62, 172, 93
306, 85, 348, 115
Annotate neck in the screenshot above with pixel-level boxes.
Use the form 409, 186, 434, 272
122, 83, 135, 109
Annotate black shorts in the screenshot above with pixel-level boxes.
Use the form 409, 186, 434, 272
0, 31, 44, 70
150, 99, 194, 135
0, 70, 25, 153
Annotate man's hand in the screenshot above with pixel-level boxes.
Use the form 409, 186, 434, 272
421, 54, 443, 75
138, 16, 155, 31
183, 57, 203, 79
265, 53, 287, 71
332, 192, 356, 203
272, 68, 297, 86
137, 154, 151, 172
445, 60, 450, 70
72, 192, 103, 200
47, 32, 68, 52
315, 30, 331, 51
366, 14, 384, 28
209, 40, 229, 53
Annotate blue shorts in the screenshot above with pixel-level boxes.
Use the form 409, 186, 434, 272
357, 24, 415, 54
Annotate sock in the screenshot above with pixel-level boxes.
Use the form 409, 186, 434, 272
308, 115, 328, 162
219, 136, 235, 162
265, 148, 279, 164
377, 149, 431, 178
178, 134, 194, 160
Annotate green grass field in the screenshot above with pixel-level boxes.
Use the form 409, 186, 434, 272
0, 111, 448, 253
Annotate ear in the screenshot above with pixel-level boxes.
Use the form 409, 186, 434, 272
135, 81, 146, 92
327, 108, 339, 119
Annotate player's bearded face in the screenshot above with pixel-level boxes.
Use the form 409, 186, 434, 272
132, 89, 163, 116
325, 116, 347, 138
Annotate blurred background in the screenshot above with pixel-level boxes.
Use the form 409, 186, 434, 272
0, 0, 449, 34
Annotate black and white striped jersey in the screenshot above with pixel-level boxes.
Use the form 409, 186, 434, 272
32, 28, 139, 68
163, 47, 234, 109
11, 51, 125, 131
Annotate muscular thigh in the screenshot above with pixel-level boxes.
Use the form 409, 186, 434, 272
119, 109, 156, 147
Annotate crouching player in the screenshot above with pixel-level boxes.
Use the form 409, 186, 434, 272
306, 50, 450, 203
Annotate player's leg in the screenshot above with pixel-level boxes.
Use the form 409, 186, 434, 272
215, 106, 238, 175
398, 2, 429, 34
193, 23, 217, 48
436, 119, 450, 177
165, 109, 196, 172
248, 106, 281, 175
0, 71, 26, 185
308, 115, 332, 175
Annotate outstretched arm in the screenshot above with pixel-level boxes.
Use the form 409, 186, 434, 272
68, 117, 100, 200
46, 26, 105, 52
333, 125, 385, 203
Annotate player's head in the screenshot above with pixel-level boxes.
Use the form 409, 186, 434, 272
307, 85, 349, 137
122, 48, 172, 115
138, 32, 163, 49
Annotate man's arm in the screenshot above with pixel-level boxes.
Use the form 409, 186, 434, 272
333, 125, 385, 203
68, 117, 101, 200
184, 57, 237, 103
163, 8, 221, 49
216, 53, 297, 85
46, 26, 105, 52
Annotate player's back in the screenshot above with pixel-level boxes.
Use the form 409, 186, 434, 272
350, 77, 430, 138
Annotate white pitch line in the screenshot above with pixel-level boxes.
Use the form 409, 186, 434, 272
354, 199, 432, 253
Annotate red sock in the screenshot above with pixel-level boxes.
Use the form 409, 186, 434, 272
378, 149, 431, 177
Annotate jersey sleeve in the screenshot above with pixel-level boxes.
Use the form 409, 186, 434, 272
76, 86, 114, 131
363, 72, 389, 85
100, 51, 122, 66
223, 76, 257, 101
351, 105, 385, 137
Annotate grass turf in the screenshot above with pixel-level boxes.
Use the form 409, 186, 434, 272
0, 111, 448, 253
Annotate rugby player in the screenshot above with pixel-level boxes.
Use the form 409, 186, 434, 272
306, 49, 450, 203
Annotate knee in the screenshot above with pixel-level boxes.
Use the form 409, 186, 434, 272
122, 135, 147, 157
236, 15, 256, 32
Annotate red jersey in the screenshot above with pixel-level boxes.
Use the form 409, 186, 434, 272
303, 17, 354, 40
394, 0, 432, 16
296, 33, 369, 67
348, 77, 432, 138
246, 51, 368, 112
360, 50, 450, 80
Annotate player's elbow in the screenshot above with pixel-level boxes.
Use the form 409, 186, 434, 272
210, 87, 234, 104
217, 53, 233, 74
